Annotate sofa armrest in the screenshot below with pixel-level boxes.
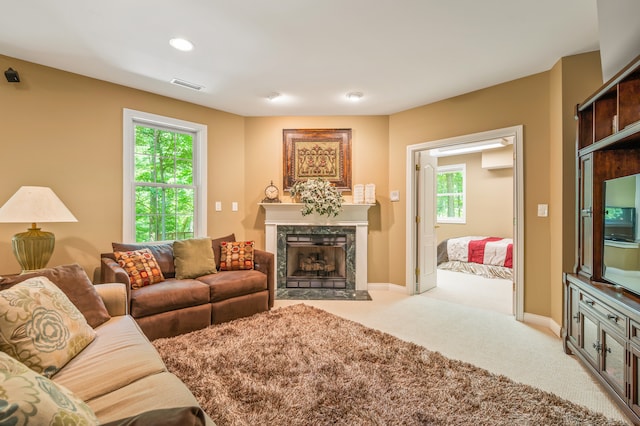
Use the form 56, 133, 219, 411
94, 283, 128, 316
100, 257, 132, 303
254, 249, 275, 308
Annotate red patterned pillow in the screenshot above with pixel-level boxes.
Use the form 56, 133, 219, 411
114, 248, 165, 289
219, 241, 254, 271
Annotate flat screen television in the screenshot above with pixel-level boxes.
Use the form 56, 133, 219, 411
602, 174, 640, 295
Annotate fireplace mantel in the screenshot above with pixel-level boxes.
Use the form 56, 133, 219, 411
261, 203, 373, 292
260, 203, 373, 224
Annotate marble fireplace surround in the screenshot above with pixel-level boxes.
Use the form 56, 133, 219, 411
261, 203, 372, 292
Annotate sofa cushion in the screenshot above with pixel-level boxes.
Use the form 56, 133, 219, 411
211, 233, 235, 269
130, 279, 211, 318
86, 372, 205, 424
173, 238, 217, 279
0, 263, 111, 328
219, 241, 254, 271
52, 316, 167, 402
0, 277, 96, 378
0, 351, 99, 425
102, 406, 206, 426
114, 248, 165, 289
197, 270, 267, 302
112, 242, 176, 278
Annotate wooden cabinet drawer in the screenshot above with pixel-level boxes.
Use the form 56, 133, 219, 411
580, 291, 627, 335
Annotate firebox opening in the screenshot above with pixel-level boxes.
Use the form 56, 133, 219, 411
286, 234, 347, 288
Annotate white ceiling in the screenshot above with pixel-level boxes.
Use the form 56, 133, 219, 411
0, 1, 600, 117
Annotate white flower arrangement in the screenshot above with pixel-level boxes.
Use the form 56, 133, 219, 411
289, 178, 344, 217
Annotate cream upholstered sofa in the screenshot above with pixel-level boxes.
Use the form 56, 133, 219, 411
0, 264, 214, 425
100, 234, 274, 340
55, 282, 214, 425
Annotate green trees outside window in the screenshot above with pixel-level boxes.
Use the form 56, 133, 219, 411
134, 125, 195, 242
436, 166, 465, 222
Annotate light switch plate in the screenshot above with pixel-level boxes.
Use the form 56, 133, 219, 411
215, 201, 222, 211
390, 190, 400, 202
232, 202, 238, 212
537, 204, 548, 217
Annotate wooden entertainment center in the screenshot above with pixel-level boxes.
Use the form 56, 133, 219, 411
564, 54, 640, 422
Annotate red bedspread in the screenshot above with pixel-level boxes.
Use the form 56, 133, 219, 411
446, 236, 513, 268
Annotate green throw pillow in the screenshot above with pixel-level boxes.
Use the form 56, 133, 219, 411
0, 351, 99, 425
0, 276, 96, 378
173, 238, 217, 279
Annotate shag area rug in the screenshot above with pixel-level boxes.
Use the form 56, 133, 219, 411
153, 304, 625, 426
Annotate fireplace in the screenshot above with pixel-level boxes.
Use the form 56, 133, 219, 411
286, 234, 347, 288
261, 203, 372, 294
276, 225, 356, 291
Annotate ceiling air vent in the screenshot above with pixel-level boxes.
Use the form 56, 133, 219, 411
170, 78, 204, 91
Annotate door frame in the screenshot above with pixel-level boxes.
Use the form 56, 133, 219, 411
405, 125, 524, 321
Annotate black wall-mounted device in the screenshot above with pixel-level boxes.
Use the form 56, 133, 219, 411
4, 68, 20, 83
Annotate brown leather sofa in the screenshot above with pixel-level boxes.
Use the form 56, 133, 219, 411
100, 234, 274, 340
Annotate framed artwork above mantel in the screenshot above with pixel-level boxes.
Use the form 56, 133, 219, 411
282, 128, 352, 191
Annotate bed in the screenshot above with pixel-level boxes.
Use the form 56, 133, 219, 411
437, 236, 513, 280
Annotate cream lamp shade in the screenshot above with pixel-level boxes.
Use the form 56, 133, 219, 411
0, 186, 77, 273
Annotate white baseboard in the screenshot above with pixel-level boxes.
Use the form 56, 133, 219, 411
523, 312, 562, 337
367, 283, 410, 293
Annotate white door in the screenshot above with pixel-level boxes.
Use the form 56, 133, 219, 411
416, 150, 438, 293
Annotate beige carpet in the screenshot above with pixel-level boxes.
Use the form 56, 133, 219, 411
428, 269, 513, 315
153, 304, 625, 426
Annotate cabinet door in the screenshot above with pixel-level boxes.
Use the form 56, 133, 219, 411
567, 285, 580, 347
630, 344, 640, 417
601, 324, 627, 399
580, 308, 600, 369
578, 154, 593, 277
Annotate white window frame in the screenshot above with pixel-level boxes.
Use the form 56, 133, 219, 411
122, 108, 207, 242
436, 163, 466, 224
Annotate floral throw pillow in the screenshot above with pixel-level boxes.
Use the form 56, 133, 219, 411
219, 241, 255, 271
114, 248, 165, 289
0, 351, 99, 425
0, 277, 96, 378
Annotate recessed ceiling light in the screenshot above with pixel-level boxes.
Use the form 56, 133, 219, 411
346, 91, 363, 101
169, 38, 194, 52
267, 92, 282, 101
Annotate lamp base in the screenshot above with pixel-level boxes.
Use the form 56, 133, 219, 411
12, 225, 55, 273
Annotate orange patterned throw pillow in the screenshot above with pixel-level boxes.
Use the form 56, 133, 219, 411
219, 241, 254, 271
114, 248, 165, 289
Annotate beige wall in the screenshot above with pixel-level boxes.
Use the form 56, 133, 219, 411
389, 71, 554, 317
389, 51, 602, 321
0, 55, 245, 279
0, 51, 604, 321
436, 151, 513, 242
549, 52, 603, 324
243, 117, 390, 283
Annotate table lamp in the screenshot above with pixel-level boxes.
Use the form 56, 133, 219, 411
0, 186, 77, 273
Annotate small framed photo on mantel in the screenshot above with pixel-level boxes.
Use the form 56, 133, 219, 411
282, 128, 352, 192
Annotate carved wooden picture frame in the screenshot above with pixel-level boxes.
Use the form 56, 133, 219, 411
283, 128, 352, 191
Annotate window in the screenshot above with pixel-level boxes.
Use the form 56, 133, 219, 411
436, 164, 466, 223
123, 109, 207, 242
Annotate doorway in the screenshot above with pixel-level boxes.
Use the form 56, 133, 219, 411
405, 125, 524, 321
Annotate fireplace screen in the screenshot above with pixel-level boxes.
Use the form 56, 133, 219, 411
286, 234, 347, 288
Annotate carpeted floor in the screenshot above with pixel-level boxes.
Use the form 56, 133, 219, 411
153, 304, 626, 426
